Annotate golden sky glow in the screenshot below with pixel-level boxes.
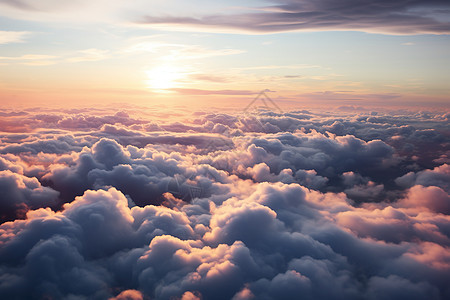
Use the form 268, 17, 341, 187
1, 3, 450, 299
0, 1, 449, 109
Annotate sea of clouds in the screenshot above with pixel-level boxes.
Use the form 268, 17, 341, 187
0, 104, 449, 299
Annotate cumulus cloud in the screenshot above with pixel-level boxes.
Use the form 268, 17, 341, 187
398, 185, 450, 214
396, 164, 450, 193
110, 289, 144, 300
0, 170, 59, 222
0, 107, 449, 299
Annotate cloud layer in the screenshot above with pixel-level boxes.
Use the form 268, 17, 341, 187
0, 106, 449, 299
1, 0, 449, 34
138, 0, 450, 34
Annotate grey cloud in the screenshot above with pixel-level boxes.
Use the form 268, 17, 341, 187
0, 170, 59, 222
366, 275, 440, 300
0, 0, 88, 12
0, 135, 87, 155
0, 0, 34, 10
0, 108, 449, 300
396, 164, 450, 192
138, 0, 450, 35
57, 111, 145, 130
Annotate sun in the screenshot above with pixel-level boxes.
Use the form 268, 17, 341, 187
145, 65, 182, 90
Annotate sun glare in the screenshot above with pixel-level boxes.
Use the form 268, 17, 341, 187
145, 65, 182, 90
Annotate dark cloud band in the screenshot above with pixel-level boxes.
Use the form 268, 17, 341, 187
138, 0, 450, 35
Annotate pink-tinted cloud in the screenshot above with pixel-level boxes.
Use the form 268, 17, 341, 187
0, 107, 449, 299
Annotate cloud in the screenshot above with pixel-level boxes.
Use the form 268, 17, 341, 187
2, 1, 449, 35
170, 88, 256, 96
0, 170, 59, 222
189, 74, 231, 83
67, 48, 110, 63
0, 54, 57, 66
0, 30, 30, 44
366, 275, 440, 300
0, 107, 449, 299
137, 0, 450, 35
398, 185, 450, 214
396, 164, 450, 193
122, 40, 245, 58
110, 289, 144, 300
0, 0, 75, 11
0, 188, 134, 299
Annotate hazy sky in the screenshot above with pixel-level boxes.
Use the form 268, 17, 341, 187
0, 0, 449, 108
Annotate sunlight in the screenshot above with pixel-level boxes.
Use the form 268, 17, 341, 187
145, 65, 182, 90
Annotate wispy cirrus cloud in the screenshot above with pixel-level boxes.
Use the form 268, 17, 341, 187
0, 54, 57, 65
122, 41, 245, 60
0, 49, 113, 65
137, 0, 450, 35
0, 0, 35, 10
66, 48, 110, 63
0, 30, 30, 44
169, 88, 256, 96
2, 1, 449, 35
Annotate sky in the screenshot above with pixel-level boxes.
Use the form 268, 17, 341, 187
1, 2, 450, 300
0, 0, 449, 109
